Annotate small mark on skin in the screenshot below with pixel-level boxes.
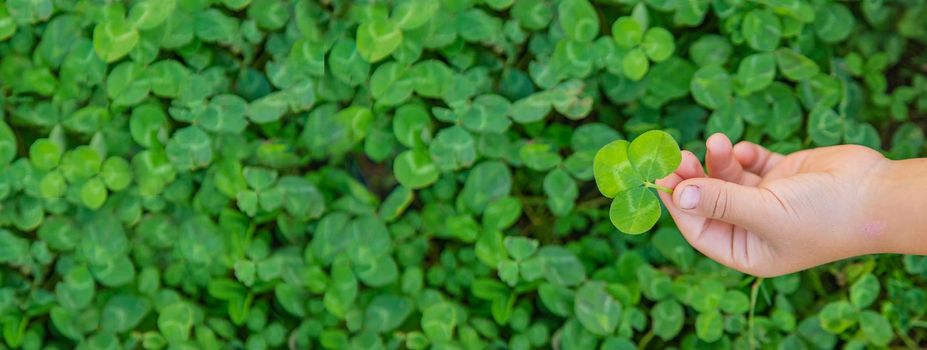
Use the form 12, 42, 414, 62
861, 220, 886, 240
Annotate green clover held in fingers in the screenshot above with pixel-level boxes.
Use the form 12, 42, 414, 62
593, 130, 681, 234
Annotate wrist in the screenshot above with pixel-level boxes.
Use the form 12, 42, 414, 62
860, 157, 927, 255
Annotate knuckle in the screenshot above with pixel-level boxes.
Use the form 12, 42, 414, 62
709, 183, 731, 219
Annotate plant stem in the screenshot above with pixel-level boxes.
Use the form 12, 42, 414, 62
644, 181, 673, 194
749, 277, 765, 350
898, 330, 919, 349
637, 329, 655, 349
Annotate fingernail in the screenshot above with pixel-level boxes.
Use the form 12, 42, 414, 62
679, 186, 699, 210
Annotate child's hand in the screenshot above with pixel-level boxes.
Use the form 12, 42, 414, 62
656, 133, 889, 277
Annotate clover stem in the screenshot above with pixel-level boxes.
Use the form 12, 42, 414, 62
644, 181, 673, 194
637, 329, 655, 349
748, 277, 764, 350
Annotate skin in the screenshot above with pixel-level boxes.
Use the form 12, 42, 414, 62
654, 133, 925, 277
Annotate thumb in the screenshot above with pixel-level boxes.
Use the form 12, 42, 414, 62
672, 177, 783, 230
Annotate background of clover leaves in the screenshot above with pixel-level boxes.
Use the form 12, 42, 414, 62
0, 0, 926, 349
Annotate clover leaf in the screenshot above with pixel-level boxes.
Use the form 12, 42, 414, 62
594, 130, 680, 234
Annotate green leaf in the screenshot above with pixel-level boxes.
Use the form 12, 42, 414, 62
798, 74, 841, 110
80, 177, 108, 209
166, 126, 213, 170
0, 230, 30, 265
558, 0, 599, 42
850, 273, 880, 309
0, 6, 16, 41
498, 259, 520, 286
93, 18, 139, 62
379, 185, 413, 222
652, 300, 684, 340
39, 171, 67, 198
50, 307, 82, 340
429, 126, 476, 172
775, 48, 820, 81
393, 0, 439, 30
394, 149, 439, 189
100, 294, 151, 333
575, 282, 622, 336
720, 290, 750, 314
194, 94, 248, 133
706, 107, 744, 142
147, 59, 190, 98
248, 0, 289, 30
60, 146, 103, 183
29, 138, 61, 171
891, 123, 925, 159
819, 301, 858, 334
277, 176, 326, 219
329, 38, 370, 86
512, 93, 553, 124
647, 232, 688, 272
622, 48, 649, 81
504, 236, 539, 261
611, 17, 643, 48
0, 121, 15, 167
543, 168, 578, 216
247, 91, 289, 123
695, 310, 723, 342
844, 120, 881, 149
735, 52, 776, 95
538, 246, 586, 287
365, 295, 413, 333
393, 104, 432, 148
101, 157, 132, 191
609, 186, 661, 235
520, 143, 562, 171
539, 283, 575, 317
460, 160, 513, 213
765, 83, 803, 140
672, 0, 708, 26
460, 95, 513, 134
158, 302, 195, 343
128, 0, 176, 30
370, 62, 414, 105
324, 258, 358, 319
593, 131, 679, 234
641, 27, 674, 62
815, 3, 854, 43
483, 197, 523, 230
421, 302, 457, 341
691, 65, 732, 110
38, 217, 78, 252
859, 311, 892, 347
688, 35, 731, 67
629, 130, 682, 180
191, 9, 237, 44
807, 105, 843, 146
512, 0, 554, 30
130, 104, 168, 148
742, 9, 781, 52
56, 265, 95, 310
356, 18, 403, 63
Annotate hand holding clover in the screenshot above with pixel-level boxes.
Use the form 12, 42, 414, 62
595, 131, 927, 277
